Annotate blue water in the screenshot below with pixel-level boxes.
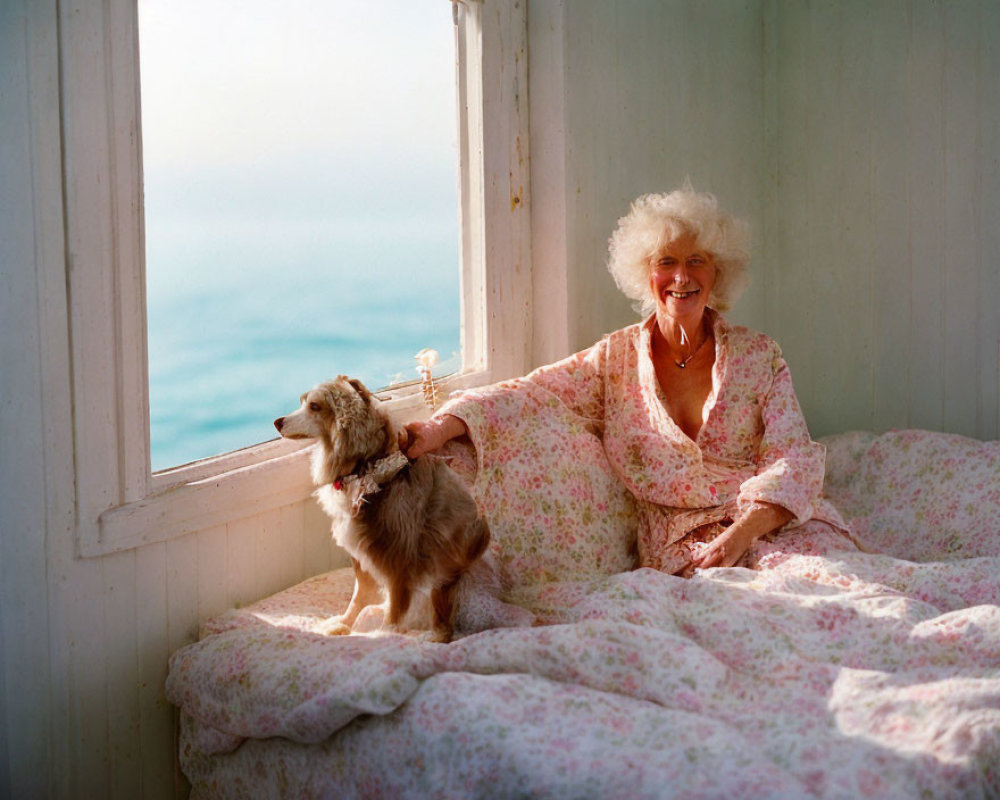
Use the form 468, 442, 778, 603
146, 224, 460, 471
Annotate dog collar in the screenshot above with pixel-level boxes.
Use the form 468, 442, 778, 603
334, 450, 410, 498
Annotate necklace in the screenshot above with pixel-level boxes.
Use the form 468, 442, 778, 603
673, 326, 711, 369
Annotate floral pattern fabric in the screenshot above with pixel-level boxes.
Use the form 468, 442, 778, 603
435, 382, 638, 594
441, 310, 848, 578
166, 429, 1000, 799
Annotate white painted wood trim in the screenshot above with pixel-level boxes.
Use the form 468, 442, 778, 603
479, 0, 533, 381
456, 0, 487, 376
526, 0, 571, 367
61, 0, 150, 543
95, 448, 314, 556
454, 0, 533, 383
67, 0, 532, 557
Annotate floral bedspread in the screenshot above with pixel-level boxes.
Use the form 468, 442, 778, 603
166, 429, 1000, 799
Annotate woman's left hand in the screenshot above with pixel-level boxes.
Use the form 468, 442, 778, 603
691, 520, 758, 569
691, 502, 793, 570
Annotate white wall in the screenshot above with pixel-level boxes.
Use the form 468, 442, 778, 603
763, 0, 1000, 440
530, 0, 999, 440
2, 1, 998, 798
1, 2, 59, 794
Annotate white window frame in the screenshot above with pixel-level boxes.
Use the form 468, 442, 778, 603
63, 0, 531, 557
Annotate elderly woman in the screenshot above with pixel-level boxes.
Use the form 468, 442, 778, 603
406, 186, 852, 577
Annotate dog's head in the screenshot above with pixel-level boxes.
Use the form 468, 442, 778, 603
274, 376, 391, 483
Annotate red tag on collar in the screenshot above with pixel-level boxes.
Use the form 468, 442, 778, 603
333, 478, 344, 491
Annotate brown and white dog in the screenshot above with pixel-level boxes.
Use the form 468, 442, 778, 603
274, 376, 490, 641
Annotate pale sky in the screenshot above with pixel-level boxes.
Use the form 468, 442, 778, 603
139, 0, 457, 170
138, 0, 460, 248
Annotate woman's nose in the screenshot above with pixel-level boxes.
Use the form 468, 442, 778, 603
670, 265, 690, 285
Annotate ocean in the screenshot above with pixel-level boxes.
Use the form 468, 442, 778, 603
146, 224, 460, 472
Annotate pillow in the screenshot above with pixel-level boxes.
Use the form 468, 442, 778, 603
821, 429, 1000, 561
442, 384, 637, 596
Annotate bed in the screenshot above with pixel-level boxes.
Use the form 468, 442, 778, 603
166, 427, 1000, 798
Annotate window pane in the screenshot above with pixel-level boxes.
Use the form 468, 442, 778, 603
139, 0, 460, 471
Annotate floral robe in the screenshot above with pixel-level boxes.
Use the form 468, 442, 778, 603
441, 310, 850, 578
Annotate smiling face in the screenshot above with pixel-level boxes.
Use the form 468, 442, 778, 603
648, 232, 717, 328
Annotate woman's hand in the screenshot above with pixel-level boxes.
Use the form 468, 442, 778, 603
402, 414, 468, 458
691, 502, 793, 570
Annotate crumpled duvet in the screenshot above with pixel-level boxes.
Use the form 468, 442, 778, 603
166, 430, 1000, 799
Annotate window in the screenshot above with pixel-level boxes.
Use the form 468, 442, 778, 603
139, 1, 462, 471
62, 0, 531, 556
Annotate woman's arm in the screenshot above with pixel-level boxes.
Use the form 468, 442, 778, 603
689, 501, 793, 569
459, 340, 609, 423
404, 336, 612, 458
736, 354, 826, 525
691, 346, 819, 569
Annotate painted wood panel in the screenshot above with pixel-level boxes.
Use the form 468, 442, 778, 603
1, 1, 63, 798
865, 0, 915, 434
764, 0, 999, 439
981, 0, 1000, 440
43, 502, 334, 800
135, 543, 176, 797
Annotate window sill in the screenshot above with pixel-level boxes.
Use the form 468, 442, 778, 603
93, 442, 315, 557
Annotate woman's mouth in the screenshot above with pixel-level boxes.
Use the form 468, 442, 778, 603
667, 289, 700, 300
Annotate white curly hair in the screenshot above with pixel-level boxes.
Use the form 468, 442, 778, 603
607, 185, 751, 314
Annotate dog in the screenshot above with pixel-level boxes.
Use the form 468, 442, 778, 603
274, 376, 490, 642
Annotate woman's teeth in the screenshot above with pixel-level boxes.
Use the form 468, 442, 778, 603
668, 290, 699, 299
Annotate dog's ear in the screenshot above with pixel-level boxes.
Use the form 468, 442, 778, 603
325, 377, 389, 464
345, 377, 372, 404
329, 376, 374, 430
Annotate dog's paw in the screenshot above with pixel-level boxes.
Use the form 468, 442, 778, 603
314, 617, 352, 636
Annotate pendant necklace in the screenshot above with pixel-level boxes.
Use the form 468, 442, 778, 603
674, 325, 710, 369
